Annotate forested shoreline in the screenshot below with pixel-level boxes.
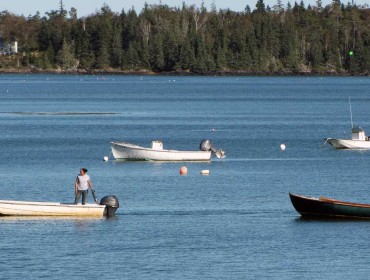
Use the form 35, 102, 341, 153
0, 0, 370, 75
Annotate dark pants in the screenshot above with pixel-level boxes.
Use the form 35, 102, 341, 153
74, 190, 88, 205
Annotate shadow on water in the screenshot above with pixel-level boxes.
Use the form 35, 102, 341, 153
0, 112, 118, 115
0, 215, 120, 222
293, 216, 370, 223
122, 208, 273, 217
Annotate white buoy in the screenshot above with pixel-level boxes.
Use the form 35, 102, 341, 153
201, 170, 210, 175
103, 156, 109, 161
280, 144, 286, 151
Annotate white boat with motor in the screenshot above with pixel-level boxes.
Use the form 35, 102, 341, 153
325, 126, 370, 149
111, 139, 225, 161
0, 195, 119, 217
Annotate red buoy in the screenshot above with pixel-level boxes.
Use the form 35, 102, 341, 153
180, 166, 188, 175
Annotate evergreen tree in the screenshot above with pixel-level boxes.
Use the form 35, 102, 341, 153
38, 21, 50, 51
56, 38, 76, 69
255, 0, 267, 13
46, 40, 56, 66
179, 38, 195, 70
192, 34, 207, 72
110, 21, 123, 68
149, 30, 165, 71
163, 30, 179, 71
74, 20, 94, 69
1, 1, 370, 74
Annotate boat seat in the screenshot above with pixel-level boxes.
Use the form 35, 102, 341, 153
319, 196, 336, 202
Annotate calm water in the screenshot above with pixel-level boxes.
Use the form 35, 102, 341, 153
1, 74, 370, 279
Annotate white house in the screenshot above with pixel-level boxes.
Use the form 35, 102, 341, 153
0, 34, 18, 54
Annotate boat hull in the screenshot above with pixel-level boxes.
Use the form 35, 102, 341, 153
326, 138, 370, 149
111, 142, 212, 161
0, 200, 106, 216
289, 193, 370, 219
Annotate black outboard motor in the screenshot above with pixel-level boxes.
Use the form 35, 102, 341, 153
200, 139, 226, 159
100, 195, 119, 217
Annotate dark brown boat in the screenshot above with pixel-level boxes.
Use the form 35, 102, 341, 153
289, 193, 370, 219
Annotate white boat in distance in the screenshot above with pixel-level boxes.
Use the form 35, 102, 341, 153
0, 196, 119, 217
326, 126, 370, 149
111, 139, 225, 161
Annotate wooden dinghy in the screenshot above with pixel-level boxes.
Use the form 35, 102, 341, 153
289, 193, 370, 219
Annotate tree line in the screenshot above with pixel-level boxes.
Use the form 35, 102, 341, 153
0, 0, 369, 74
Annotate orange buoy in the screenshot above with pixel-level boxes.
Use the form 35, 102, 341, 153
180, 166, 188, 175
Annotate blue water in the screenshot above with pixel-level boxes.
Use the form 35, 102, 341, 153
1, 74, 370, 279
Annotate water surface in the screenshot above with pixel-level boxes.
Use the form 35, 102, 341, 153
1, 74, 370, 279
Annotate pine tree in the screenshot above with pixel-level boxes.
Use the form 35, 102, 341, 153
149, 31, 165, 71
163, 30, 179, 71
179, 38, 195, 70
255, 0, 266, 13
110, 21, 123, 68
56, 38, 76, 70
192, 34, 207, 72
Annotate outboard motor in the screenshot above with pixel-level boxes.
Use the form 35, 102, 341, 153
100, 195, 119, 217
200, 139, 226, 159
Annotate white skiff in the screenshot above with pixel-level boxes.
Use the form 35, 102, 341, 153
326, 126, 370, 149
111, 139, 225, 161
0, 200, 105, 216
0, 196, 119, 217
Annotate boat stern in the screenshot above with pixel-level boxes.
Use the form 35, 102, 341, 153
199, 139, 226, 159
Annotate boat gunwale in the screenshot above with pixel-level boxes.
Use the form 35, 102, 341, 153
111, 141, 211, 154
290, 193, 370, 209
326, 138, 370, 149
0, 200, 105, 208
0, 200, 106, 216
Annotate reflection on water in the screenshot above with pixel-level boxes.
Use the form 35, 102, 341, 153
0, 216, 107, 225
0, 216, 104, 222
0, 112, 117, 115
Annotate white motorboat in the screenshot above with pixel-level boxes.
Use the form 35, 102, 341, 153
326, 126, 370, 149
0, 195, 119, 217
111, 139, 225, 161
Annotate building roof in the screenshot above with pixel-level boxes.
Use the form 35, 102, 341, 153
352, 126, 364, 133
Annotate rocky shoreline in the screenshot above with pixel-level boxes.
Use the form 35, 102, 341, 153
0, 67, 368, 76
